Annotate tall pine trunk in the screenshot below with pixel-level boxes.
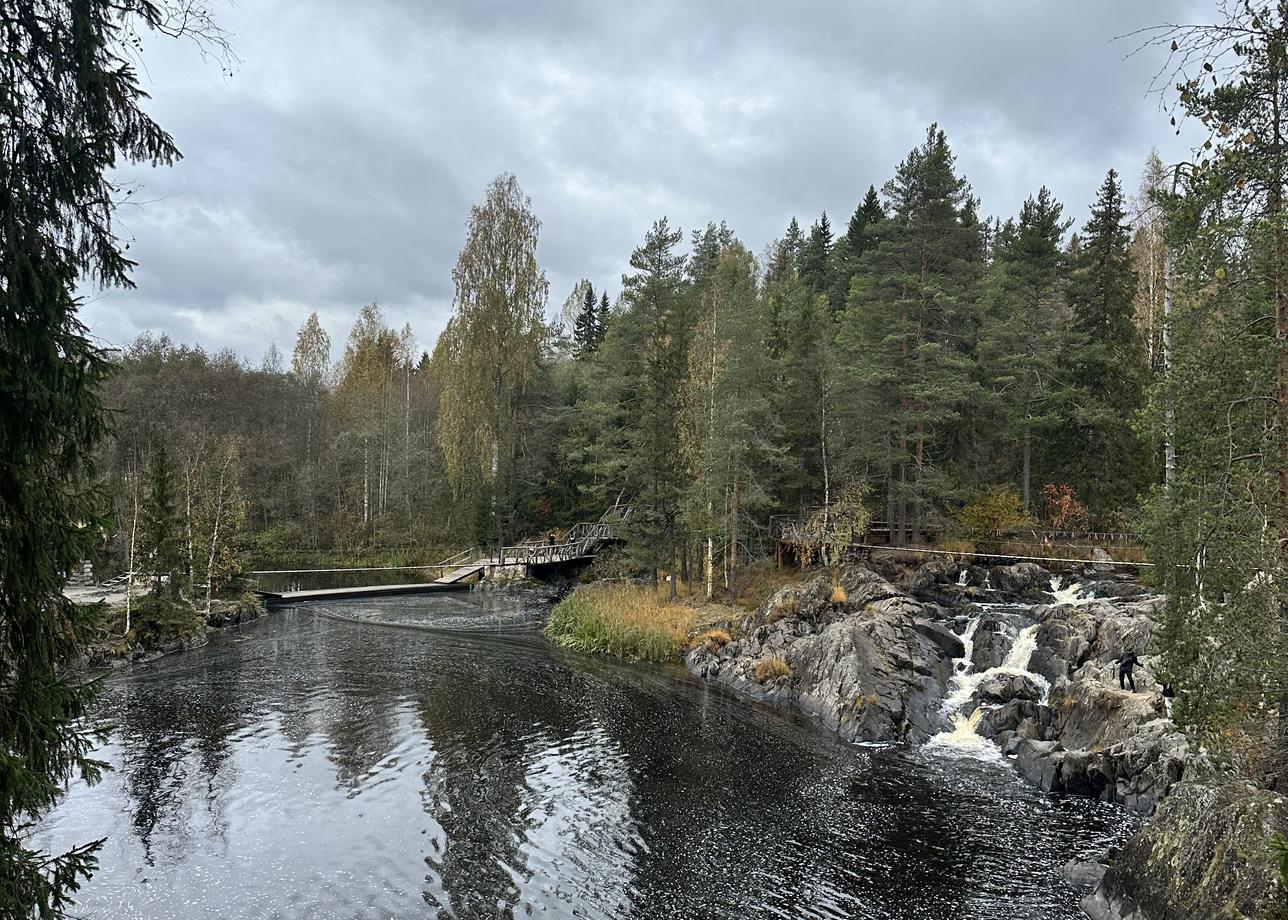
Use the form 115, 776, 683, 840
1022, 423, 1032, 510
729, 475, 740, 601
1272, 65, 1288, 784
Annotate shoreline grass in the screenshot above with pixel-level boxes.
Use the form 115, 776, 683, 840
545, 584, 697, 663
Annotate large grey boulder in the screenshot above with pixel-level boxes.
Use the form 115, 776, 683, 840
1084, 782, 1287, 920
972, 670, 1044, 706
988, 562, 1052, 600
687, 567, 958, 743
969, 613, 1015, 671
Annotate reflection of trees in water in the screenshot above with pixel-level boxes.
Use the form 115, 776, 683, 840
414, 663, 537, 918
412, 638, 628, 919
105, 650, 248, 865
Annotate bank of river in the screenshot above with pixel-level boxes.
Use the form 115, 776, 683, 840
38, 592, 1140, 919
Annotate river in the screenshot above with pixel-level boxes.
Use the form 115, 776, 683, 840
38, 592, 1139, 919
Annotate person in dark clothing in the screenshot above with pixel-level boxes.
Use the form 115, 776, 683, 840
1118, 651, 1139, 691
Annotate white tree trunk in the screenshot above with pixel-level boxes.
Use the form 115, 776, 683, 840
125, 479, 139, 636
205, 454, 230, 617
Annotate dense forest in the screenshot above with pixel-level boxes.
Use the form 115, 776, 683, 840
8, 1, 1288, 914
101, 135, 1164, 588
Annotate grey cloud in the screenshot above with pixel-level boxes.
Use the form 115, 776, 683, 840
84, 0, 1211, 365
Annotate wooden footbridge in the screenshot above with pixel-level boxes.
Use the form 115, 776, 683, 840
254, 507, 630, 603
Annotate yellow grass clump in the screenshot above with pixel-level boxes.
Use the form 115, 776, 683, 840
830, 583, 848, 604
692, 627, 732, 652
754, 655, 791, 683
546, 584, 697, 663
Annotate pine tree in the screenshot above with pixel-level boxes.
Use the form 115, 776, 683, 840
1058, 170, 1148, 514
586, 218, 689, 591
835, 125, 984, 542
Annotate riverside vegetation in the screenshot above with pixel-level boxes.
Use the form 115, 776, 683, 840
6, 0, 1288, 918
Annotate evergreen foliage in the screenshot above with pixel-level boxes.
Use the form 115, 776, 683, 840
1059, 170, 1149, 513
0, 2, 227, 914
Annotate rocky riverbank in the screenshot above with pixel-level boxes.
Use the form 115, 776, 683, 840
75, 590, 266, 669
684, 559, 1286, 918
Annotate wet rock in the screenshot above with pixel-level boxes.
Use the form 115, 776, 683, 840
1085, 782, 1287, 920
976, 698, 1046, 740
987, 562, 1051, 600
687, 566, 957, 743
969, 613, 1016, 671
1061, 859, 1107, 890
972, 670, 1044, 706
1016, 739, 1064, 790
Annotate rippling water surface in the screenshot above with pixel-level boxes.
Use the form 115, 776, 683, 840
39, 593, 1139, 919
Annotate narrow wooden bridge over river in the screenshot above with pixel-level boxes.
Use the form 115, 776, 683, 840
253, 507, 631, 603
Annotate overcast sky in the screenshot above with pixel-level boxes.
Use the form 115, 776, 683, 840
85, 0, 1208, 365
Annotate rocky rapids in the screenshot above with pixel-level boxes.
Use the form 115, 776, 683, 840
686, 560, 1286, 919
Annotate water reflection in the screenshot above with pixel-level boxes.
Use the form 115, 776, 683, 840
37, 594, 1140, 919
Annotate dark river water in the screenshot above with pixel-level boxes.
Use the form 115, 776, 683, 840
38, 593, 1139, 919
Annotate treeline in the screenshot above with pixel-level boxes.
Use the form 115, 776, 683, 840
103, 130, 1166, 595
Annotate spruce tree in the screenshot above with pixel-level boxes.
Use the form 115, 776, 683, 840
977, 187, 1073, 508
0, 3, 224, 914
596, 292, 610, 343
572, 282, 601, 356
1059, 169, 1148, 515
798, 211, 834, 302
144, 439, 182, 595
830, 186, 884, 315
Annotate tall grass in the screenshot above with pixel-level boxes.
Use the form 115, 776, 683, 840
546, 584, 696, 663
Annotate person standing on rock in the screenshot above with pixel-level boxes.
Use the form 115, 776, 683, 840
1117, 650, 1139, 692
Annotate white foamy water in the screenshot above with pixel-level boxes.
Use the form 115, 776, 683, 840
925, 616, 1050, 760
1048, 576, 1094, 607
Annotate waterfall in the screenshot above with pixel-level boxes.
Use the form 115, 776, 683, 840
1002, 624, 1039, 673
956, 569, 969, 588
924, 614, 1049, 760
1048, 576, 1092, 607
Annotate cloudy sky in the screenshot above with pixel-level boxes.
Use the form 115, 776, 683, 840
87, 0, 1208, 364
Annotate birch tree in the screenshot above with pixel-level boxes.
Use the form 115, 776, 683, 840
434, 174, 548, 545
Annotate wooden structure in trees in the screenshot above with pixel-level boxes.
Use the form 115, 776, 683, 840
255, 506, 631, 602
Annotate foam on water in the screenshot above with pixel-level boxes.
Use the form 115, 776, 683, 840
1048, 576, 1094, 607
926, 615, 1050, 760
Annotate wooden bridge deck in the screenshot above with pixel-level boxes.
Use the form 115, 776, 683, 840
257, 582, 473, 603
254, 507, 629, 601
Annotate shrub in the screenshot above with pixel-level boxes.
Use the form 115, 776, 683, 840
955, 488, 1033, 540
788, 482, 872, 567
1039, 483, 1090, 531
754, 655, 790, 683
546, 584, 696, 663
692, 628, 732, 652
830, 584, 847, 604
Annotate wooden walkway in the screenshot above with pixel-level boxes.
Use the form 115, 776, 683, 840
255, 507, 629, 603
258, 582, 473, 603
